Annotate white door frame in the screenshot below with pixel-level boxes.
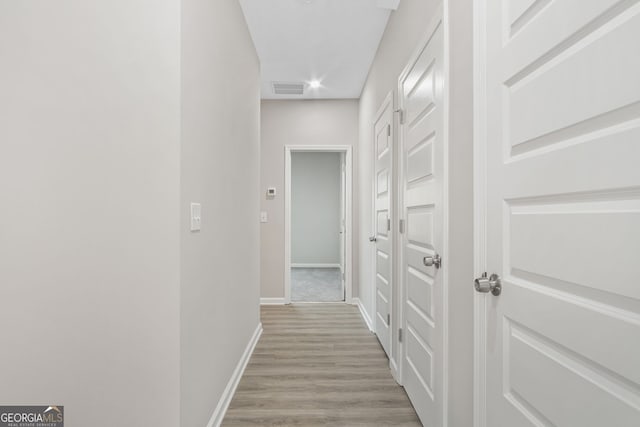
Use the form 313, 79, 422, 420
396, 2, 450, 420
472, 1, 488, 425
284, 145, 353, 304
339, 152, 346, 288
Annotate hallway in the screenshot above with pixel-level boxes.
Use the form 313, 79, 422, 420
3, 0, 639, 425
222, 304, 421, 426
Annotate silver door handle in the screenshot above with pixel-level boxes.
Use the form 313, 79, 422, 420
474, 273, 501, 296
369, 236, 377, 242
423, 253, 441, 269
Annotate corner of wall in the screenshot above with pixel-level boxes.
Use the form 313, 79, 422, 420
180, 0, 261, 425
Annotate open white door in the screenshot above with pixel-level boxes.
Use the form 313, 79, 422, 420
475, 1, 640, 426
398, 12, 445, 427
373, 92, 394, 358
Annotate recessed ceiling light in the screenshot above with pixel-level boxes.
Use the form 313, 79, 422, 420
308, 80, 321, 89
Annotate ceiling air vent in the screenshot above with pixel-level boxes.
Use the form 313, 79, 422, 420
272, 82, 305, 95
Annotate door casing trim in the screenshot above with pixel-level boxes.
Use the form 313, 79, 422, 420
473, 0, 488, 426
284, 145, 353, 304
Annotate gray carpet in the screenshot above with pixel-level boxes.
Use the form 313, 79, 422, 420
291, 268, 343, 302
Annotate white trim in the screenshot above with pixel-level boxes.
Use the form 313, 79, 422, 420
291, 263, 341, 269
206, 322, 263, 427
396, 5, 449, 424
473, 1, 488, 426
292, 301, 348, 304
390, 357, 400, 384
442, 3, 451, 425
260, 297, 286, 305
285, 148, 292, 304
353, 298, 375, 332
284, 145, 353, 305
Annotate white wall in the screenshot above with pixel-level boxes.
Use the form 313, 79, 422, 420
0, 1, 261, 426
444, 2, 475, 425
357, 0, 474, 424
291, 152, 341, 265
180, 0, 261, 426
261, 100, 358, 299
0, 1, 181, 426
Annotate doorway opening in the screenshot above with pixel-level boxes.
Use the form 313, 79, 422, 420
284, 145, 352, 304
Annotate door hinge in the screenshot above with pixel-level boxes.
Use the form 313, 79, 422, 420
387, 123, 391, 136
387, 313, 391, 325
398, 328, 403, 342
399, 219, 405, 234
395, 109, 405, 125
387, 218, 391, 231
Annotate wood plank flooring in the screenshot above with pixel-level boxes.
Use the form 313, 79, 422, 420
222, 303, 422, 427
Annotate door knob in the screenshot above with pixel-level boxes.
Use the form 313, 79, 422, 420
369, 236, 377, 242
423, 253, 441, 269
474, 273, 501, 296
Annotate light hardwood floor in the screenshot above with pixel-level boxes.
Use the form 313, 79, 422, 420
222, 303, 422, 427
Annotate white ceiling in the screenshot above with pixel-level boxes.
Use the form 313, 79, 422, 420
239, 0, 397, 99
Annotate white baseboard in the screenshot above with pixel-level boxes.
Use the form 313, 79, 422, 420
260, 297, 286, 305
206, 322, 263, 427
291, 263, 341, 269
390, 357, 402, 385
352, 297, 375, 333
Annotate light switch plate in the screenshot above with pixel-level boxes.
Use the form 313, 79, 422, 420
190, 203, 201, 231
260, 211, 268, 223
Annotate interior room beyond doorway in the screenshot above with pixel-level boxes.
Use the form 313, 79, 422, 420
289, 151, 347, 302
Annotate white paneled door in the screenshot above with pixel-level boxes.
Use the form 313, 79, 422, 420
399, 14, 445, 427
477, 0, 640, 426
373, 92, 394, 358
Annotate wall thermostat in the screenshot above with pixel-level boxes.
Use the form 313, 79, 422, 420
267, 187, 276, 197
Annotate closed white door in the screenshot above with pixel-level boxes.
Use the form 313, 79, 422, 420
373, 92, 394, 358
477, 1, 640, 426
399, 15, 444, 427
